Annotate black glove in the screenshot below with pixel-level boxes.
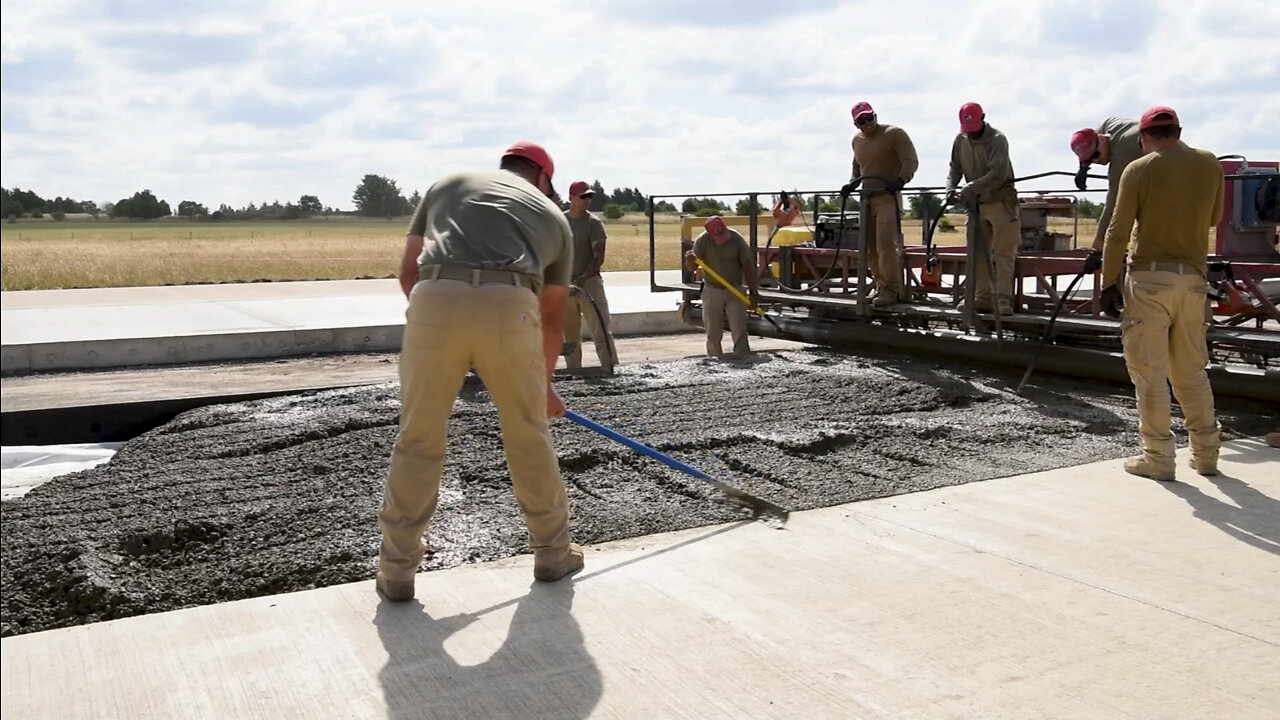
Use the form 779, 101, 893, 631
840, 179, 861, 197
944, 189, 959, 206
1074, 165, 1089, 192
884, 178, 906, 193
1083, 249, 1102, 274
1100, 284, 1123, 319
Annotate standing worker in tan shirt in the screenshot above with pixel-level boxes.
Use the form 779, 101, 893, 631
945, 102, 1021, 316
562, 180, 618, 373
841, 101, 919, 307
1100, 107, 1224, 481
377, 141, 585, 602
684, 216, 756, 357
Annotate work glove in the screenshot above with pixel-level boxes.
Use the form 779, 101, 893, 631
958, 184, 978, 205
1074, 165, 1089, 192
1099, 284, 1124, 319
1082, 249, 1103, 274
884, 177, 906, 193
840, 179, 861, 197
944, 189, 959, 206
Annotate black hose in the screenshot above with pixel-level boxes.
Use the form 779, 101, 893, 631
762, 176, 886, 294
1015, 268, 1088, 394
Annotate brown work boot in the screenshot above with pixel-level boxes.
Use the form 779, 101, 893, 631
534, 543, 585, 582
376, 574, 415, 602
996, 297, 1014, 316
1188, 455, 1219, 476
1124, 455, 1175, 482
1267, 432, 1280, 448
956, 298, 995, 314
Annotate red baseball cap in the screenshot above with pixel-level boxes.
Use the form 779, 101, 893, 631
959, 102, 983, 133
704, 216, 728, 237
1139, 105, 1180, 130
568, 180, 594, 197
1070, 128, 1099, 162
502, 141, 555, 180
851, 101, 874, 120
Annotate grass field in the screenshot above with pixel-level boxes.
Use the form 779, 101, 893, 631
0, 214, 1099, 291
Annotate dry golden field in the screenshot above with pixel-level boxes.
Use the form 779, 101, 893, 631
0, 214, 1099, 291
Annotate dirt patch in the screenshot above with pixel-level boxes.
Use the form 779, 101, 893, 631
2, 347, 1273, 636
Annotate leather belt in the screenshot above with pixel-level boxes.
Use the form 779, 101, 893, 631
425, 265, 535, 291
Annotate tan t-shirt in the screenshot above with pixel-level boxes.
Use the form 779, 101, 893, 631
1102, 142, 1224, 287
851, 124, 919, 192
565, 211, 607, 281
409, 168, 572, 290
693, 229, 752, 288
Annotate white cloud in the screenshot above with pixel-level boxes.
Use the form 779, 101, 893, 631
2, 0, 1278, 209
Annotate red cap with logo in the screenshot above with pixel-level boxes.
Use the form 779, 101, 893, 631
1070, 128, 1099, 162
959, 102, 983, 133
568, 180, 594, 197
851, 101, 875, 121
1139, 105, 1180, 130
704, 216, 728, 237
502, 141, 555, 180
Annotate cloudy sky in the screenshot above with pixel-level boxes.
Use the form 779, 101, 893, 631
2, 0, 1277, 210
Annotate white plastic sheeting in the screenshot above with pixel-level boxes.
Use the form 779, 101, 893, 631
1, 444, 121, 500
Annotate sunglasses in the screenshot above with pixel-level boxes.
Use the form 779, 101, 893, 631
854, 115, 874, 127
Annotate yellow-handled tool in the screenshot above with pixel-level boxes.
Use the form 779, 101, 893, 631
694, 257, 782, 330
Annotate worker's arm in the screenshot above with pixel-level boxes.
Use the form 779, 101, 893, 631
684, 234, 705, 273
591, 218, 607, 275
1101, 163, 1141, 288
398, 234, 424, 299
1210, 163, 1225, 230
851, 138, 862, 183
539, 285, 568, 417
741, 255, 757, 307
967, 133, 1010, 194
945, 136, 963, 195
895, 128, 920, 184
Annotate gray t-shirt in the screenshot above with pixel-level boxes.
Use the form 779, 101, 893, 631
409, 168, 572, 290
693, 229, 752, 288
1097, 117, 1144, 239
566, 211, 607, 281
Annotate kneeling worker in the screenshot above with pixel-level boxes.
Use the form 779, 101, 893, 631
563, 180, 618, 372
684, 216, 755, 357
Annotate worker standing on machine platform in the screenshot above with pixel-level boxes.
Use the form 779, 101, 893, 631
945, 102, 1021, 316
842, 101, 919, 307
685, 216, 755, 357
563, 180, 618, 373
1100, 106, 1224, 482
377, 141, 584, 602
1070, 116, 1144, 253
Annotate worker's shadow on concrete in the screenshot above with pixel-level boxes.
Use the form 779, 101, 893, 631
375, 580, 602, 720
1161, 464, 1280, 557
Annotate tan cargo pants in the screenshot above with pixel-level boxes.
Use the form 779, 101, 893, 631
378, 279, 572, 582
865, 193, 905, 299
702, 284, 750, 356
973, 200, 1022, 305
564, 275, 618, 369
1121, 267, 1221, 470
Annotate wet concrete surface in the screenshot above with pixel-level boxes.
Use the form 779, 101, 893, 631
3, 346, 1276, 637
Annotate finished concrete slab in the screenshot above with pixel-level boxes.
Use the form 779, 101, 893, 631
1, 272, 690, 372
3, 440, 1277, 719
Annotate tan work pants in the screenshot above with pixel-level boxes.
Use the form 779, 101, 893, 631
973, 200, 1022, 304
378, 279, 572, 582
702, 285, 750, 356
865, 193, 905, 299
563, 275, 618, 369
1121, 268, 1221, 470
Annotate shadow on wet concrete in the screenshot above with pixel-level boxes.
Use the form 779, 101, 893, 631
1160, 465, 1280, 557
376, 581, 602, 720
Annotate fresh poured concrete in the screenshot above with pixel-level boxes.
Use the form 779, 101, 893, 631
3, 439, 1276, 720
